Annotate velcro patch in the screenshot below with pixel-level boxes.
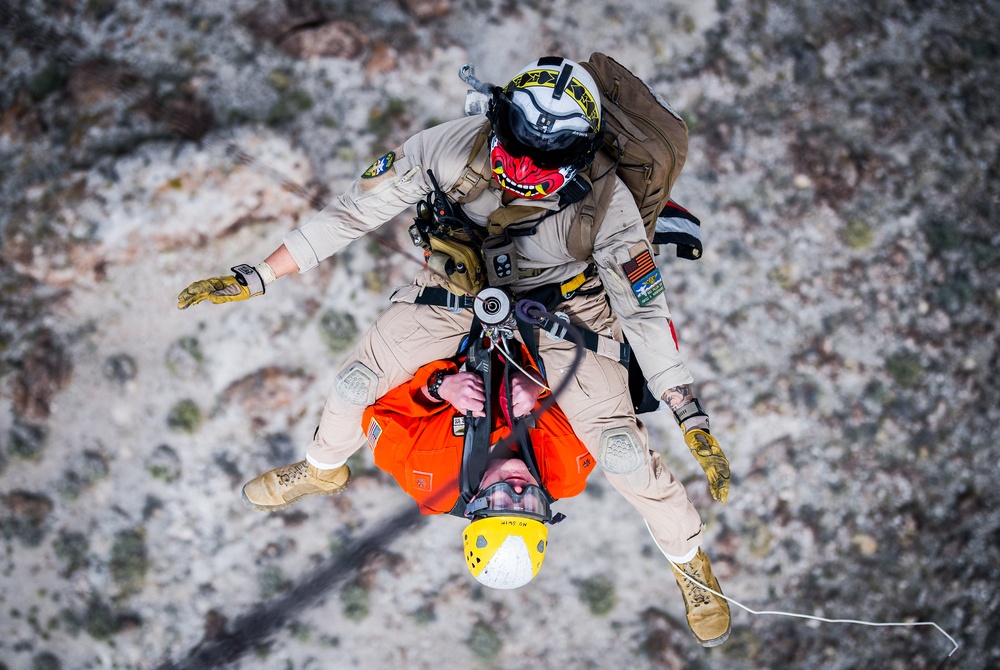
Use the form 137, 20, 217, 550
362, 151, 395, 178
366, 417, 382, 451
622, 249, 656, 283
412, 470, 433, 492
621, 249, 664, 306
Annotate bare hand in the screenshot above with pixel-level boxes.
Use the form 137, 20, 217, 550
436, 372, 487, 417
509, 371, 543, 418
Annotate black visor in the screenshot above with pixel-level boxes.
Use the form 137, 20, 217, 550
489, 88, 600, 169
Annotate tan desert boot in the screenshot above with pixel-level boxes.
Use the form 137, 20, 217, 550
670, 548, 732, 647
242, 461, 351, 511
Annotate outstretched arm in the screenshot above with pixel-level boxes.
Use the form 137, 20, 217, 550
176, 245, 299, 310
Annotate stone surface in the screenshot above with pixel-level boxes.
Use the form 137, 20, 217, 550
0, 1, 996, 669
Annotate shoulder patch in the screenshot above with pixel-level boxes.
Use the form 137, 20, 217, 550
366, 417, 382, 451
362, 151, 396, 178
622, 249, 665, 306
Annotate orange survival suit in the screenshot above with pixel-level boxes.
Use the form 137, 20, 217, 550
361, 358, 596, 515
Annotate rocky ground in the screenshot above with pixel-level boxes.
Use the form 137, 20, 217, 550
1, 0, 998, 669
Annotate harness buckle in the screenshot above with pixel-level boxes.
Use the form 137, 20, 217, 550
446, 292, 465, 313
541, 311, 571, 341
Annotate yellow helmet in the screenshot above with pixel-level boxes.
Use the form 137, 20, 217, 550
463, 515, 548, 589
462, 482, 552, 589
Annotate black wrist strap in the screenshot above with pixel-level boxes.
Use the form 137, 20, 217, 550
427, 370, 447, 401
231, 264, 265, 297
672, 398, 707, 426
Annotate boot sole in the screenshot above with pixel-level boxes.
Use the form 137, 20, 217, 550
241, 479, 351, 512
695, 625, 731, 648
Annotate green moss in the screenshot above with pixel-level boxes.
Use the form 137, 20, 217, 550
267, 89, 314, 125
146, 444, 181, 483
1, 491, 54, 547
110, 528, 149, 593
340, 579, 370, 620
411, 603, 436, 625
53, 531, 89, 576
466, 620, 502, 662
167, 399, 203, 433
103, 353, 137, 383
258, 566, 290, 599
166, 336, 203, 378
289, 621, 310, 642
31, 652, 61, 670
885, 352, 922, 388
367, 97, 409, 146
267, 69, 292, 92
7, 422, 47, 460
922, 217, 962, 254
319, 310, 359, 354
84, 0, 115, 20
767, 265, 794, 290
81, 601, 122, 640
576, 575, 616, 615
28, 64, 67, 101
59, 450, 109, 499
842, 219, 874, 250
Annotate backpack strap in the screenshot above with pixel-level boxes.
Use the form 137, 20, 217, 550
450, 119, 495, 204
566, 151, 618, 261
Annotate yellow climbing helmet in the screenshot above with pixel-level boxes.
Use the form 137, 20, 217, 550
462, 482, 553, 589
463, 515, 548, 589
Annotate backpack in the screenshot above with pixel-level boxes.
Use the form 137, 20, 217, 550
569, 52, 691, 261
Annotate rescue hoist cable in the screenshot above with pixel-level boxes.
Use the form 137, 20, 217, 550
643, 520, 960, 662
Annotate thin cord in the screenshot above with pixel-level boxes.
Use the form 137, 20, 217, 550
497, 336, 553, 392
643, 521, 959, 658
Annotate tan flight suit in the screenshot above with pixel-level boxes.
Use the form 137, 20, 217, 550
283, 115, 703, 556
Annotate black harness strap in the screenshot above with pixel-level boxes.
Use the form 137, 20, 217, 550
447, 328, 556, 518
414, 286, 477, 312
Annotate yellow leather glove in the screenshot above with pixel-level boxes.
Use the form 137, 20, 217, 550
177, 264, 265, 309
683, 427, 730, 504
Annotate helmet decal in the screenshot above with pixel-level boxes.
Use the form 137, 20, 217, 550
505, 69, 601, 129
490, 135, 576, 199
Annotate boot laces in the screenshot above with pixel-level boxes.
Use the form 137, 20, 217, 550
276, 462, 308, 487
679, 565, 714, 608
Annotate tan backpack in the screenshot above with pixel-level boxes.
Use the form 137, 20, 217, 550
569, 52, 689, 260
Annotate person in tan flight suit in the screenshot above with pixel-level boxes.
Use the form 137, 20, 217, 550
178, 56, 732, 647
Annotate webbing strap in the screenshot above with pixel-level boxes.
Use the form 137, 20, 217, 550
451, 120, 494, 204
414, 286, 477, 312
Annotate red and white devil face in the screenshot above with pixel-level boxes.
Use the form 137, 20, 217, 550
489, 136, 577, 200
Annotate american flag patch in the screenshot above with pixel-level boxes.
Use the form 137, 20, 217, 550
366, 417, 382, 451
622, 249, 656, 283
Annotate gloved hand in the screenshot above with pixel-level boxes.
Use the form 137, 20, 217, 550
683, 426, 730, 504
177, 264, 265, 309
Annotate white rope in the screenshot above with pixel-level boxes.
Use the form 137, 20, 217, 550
644, 521, 959, 658
497, 337, 553, 392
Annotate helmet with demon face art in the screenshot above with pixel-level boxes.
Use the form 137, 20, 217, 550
486, 57, 604, 200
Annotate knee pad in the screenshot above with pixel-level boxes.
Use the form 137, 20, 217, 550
597, 427, 645, 475
335, 362, 379, 406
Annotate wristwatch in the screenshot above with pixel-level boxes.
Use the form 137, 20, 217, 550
427, 370, 448, 401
